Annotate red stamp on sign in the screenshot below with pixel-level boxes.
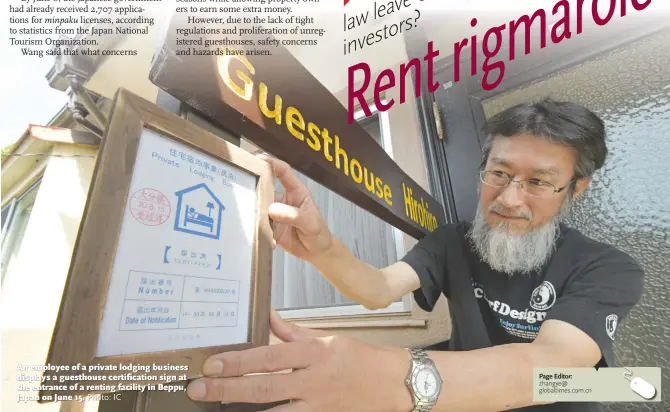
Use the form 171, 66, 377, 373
129, 188, 171, 226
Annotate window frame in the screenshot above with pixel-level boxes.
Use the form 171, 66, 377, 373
1, 200, 18, 246
1, 178, 42, 286
278, 100, 414, 321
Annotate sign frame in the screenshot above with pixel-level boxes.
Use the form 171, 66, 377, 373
39, 89, 274, 402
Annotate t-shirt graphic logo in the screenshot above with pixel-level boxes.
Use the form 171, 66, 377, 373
606, 314, 618, 340
529, 281, 556, 311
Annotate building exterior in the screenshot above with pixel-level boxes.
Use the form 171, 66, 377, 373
1, 121, 100, 412
2, 2, 669, 411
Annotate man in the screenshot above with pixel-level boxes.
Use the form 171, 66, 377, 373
185, 99, 645, 411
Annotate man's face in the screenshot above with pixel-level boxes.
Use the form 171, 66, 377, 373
468, 134, 590, 275
480, 134, 578, 234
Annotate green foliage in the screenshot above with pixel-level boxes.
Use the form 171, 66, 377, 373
1, 144, 14, 159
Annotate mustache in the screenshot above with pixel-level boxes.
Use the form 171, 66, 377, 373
488, 203, 532, 221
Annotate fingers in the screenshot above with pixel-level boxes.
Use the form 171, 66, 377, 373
187, 370, 306, 404
268, 203, 302, 226
268, 201, 325, 238
201, 340, 321, 378
257, 154, 310, 203
270, 309, 329, 342
270, 190, 284, 236
262, 399, 310, 412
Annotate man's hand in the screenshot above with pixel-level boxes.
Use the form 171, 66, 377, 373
258, 154, 334, 263
186, 310, 414, 412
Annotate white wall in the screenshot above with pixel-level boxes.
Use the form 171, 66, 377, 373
1, 144, 99, 412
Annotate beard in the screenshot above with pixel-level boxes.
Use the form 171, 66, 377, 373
466, 195, 573, 276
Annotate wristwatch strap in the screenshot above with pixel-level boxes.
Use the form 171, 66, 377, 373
416, 405, 434, 412
408, 348, 431, 364
412, 402, 434, 412
407, 348, 438, 412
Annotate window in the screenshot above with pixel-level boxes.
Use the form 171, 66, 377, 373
271, 104, 410, 319
480, 30, 670, 377
1, 180, 41, 286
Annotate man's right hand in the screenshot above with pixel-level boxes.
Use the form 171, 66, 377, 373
256, 153, 422, 310
257, 154, 334, 263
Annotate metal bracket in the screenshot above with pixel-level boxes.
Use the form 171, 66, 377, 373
433, 102, 445, 141
64, 74, 107, 133
47, 52, 107, 138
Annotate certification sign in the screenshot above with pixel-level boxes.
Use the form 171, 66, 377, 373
96, 128, 258, 356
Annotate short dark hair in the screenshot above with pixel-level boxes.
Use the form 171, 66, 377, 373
481, 99, 608, 179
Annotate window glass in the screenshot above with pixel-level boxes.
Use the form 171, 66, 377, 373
1, 182, 40, 285
270, 113, 401, 311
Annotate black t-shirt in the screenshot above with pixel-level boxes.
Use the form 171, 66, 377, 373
401, 221, 645, 412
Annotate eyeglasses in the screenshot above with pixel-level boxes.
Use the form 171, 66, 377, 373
478, 171, 572, 198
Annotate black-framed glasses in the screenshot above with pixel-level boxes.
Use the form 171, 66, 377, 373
478, 171, 572, 198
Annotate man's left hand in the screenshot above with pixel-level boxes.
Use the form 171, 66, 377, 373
186, 310, 413, 412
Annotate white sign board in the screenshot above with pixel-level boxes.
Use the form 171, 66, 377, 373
96, 128, 258, 357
